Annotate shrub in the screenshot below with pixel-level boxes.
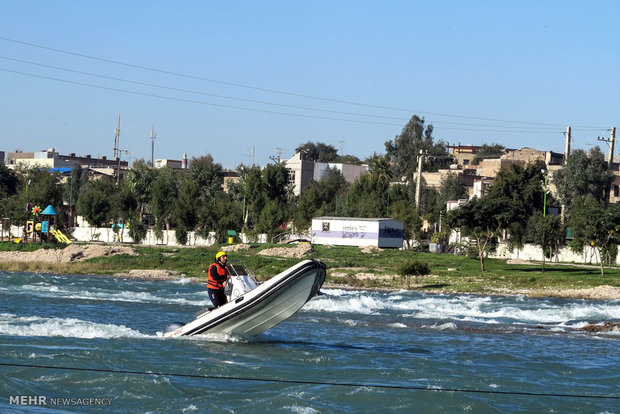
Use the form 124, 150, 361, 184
397, 259, 430, 277
397, 259, 430, 289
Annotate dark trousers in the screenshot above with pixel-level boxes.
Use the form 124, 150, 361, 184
208, 288, 227, 308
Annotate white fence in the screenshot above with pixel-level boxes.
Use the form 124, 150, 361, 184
490, 241, 604, 265
0, 223, 610, 264
1, 224, 267, 247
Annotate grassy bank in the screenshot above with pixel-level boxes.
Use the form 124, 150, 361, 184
1, 242, 619, 296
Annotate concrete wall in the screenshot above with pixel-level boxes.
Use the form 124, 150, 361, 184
2, 224, 267, 247
490, 241, 604, 264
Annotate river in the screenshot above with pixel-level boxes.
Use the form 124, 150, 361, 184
0, 271, 618, 413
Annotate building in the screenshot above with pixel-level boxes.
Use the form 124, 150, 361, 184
155, 153, 188, 170
223, 170, 241, 192
284, 152, 369, 196
5, 148, 128, 170
447, 144, 482, 167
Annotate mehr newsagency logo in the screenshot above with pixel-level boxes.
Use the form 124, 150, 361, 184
9, 395, 112, 407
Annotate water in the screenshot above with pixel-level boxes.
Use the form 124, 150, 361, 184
0, 271, 618, 413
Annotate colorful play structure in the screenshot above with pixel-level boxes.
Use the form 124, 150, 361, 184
1, 204, 72, 244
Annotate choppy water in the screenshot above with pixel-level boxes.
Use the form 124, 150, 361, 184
0, 270, 618, 413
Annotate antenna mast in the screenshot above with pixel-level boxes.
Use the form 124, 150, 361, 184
150, 127, 156, 167
247, 146, 255, 165
269, 147, 288, 163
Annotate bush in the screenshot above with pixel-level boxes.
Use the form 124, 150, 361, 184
397, 259, 430, 289
397, 259, 430, 277
175, 225, 188, 245
128, 219, 147, 244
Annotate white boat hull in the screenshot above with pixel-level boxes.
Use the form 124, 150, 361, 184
164, 259, 326, 338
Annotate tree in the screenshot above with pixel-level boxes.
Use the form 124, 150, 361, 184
342, 173, 390, 218
397, 259, 430, 288
237, 163, 291, 237
553, 147, 614, 215
257, 199, 287, 240
384, 115, 449, 179
23, 169, 64, 210
292, 168, 348, 230
530, 213, 565, 273
173, 178, 200, 244
295, 141, 338, 162
333, 154, 361, 164
0, 164, 19, 218
77, 177, 116, 227
369, 156, 393, 183
151, 167, 178, 236
209, 193, 243, 242
130, 159, 157, 218
568, 196, 620, 276
240, 165, 265, 230
389, 200, 423, 249
446, 196, 512, 272
484, 161, 548, 249
0, 163, 19, 200
189, 154, 224, 202
63, 165, 89, 208
438, 172, 468, 211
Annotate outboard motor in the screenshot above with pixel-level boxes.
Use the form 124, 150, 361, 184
163, 322, 185, 335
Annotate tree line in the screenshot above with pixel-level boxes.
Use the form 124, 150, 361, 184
1, 115, 618, 274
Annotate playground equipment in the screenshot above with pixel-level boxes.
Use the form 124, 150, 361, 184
50, 229, 72, 244
19, 204, 72, 244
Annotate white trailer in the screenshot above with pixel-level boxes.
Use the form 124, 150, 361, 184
311, 217, 404, 248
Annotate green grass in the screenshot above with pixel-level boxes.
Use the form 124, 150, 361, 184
1, 241, 618, 295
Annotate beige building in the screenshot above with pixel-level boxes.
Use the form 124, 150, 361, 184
6, 148, 127, 170
155, 153, 188, 170
447, 144, 483, 167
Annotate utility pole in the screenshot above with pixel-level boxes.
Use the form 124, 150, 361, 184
150, 127, 156, 167
597, 126, 617, 168
114, 115, 121, 160
564, 126, 571, 164
415, 150, 425, 209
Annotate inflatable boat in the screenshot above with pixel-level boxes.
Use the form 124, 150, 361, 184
163, 259, 326, 338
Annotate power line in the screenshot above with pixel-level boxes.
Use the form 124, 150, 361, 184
0, 362, 617, 401
0, 58, 594, 134
0, 36, 609, 130
0, 56, 406, 122
0, 68, 402, 127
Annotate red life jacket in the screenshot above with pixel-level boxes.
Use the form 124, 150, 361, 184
207, 262, 229, 290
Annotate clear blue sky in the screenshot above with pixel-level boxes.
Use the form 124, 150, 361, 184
1, 0, 618, 169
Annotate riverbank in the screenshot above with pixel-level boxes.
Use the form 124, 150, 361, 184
1, 242, 619, 300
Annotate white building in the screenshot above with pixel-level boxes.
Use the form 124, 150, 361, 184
311, 217, 404, 248
284, 152, 369, 196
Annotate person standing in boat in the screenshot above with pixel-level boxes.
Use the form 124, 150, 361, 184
207, 251, 231, 308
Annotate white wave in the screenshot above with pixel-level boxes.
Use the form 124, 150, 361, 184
307, 291, 620, 325
423, 322, 457, 330
303, 294, 385, 314
320, 288, 364, 297
0, 313, 150, 339
283, 406, 319, 414
388, 322, 407, 328
8, 282, 208, 306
